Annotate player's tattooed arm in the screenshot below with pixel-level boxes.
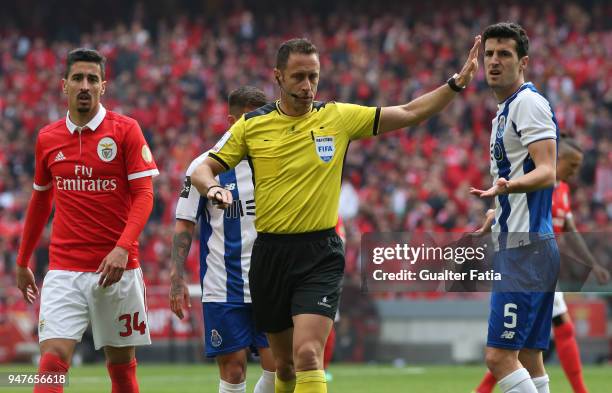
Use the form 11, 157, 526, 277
171, 230, 192, 280
170, 220, 195, 319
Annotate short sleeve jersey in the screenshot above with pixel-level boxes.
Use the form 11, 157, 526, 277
209, 101, 379, 233
33, 105, 159, 271
176, 152, 256, 303
489, 82, 559, 248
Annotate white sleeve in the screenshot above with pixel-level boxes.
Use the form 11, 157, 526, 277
515, 93, 557, 147
175, 175, 204, 223
175, 152, 212, 223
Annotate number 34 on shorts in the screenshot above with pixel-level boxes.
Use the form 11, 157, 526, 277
118, 312, 147, 337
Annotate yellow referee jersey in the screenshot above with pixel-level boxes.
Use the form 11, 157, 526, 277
209, 101, 380, 233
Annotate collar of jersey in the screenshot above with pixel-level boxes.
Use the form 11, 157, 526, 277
275, 100, 314, 120
497, 82, 534, 108
66, 104, 107, 134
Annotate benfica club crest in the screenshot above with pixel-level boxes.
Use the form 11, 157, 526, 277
97, 137, 117, 162
314, 135, 335, 162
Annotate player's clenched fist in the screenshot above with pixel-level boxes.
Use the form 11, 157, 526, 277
206, 185, 233, 209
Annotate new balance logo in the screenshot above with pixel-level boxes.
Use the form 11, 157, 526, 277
500, 330, 515, 339
54, 151, 66, 161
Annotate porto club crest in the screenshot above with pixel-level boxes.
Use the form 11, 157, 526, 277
210, 329, 223, 348
496, 115, 506, 139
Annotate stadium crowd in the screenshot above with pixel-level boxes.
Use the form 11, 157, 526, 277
0, 1, 610, 294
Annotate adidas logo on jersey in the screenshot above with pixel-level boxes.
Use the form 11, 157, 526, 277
500, 330, 515, 339
54, 151, 66, 161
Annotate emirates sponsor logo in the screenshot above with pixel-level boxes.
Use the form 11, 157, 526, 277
55, 176, 117, 191
55, 165, 118, 192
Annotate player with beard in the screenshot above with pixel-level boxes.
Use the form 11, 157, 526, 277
16, 48, 158, 393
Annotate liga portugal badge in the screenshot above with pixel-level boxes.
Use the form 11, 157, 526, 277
141, 145, 153, 163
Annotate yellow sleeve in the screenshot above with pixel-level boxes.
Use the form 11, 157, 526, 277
336, 102, 381, 140
208, 116, 247, 170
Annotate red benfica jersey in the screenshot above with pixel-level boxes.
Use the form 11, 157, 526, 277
33, 105, 158, 271
552, 181, 572, 233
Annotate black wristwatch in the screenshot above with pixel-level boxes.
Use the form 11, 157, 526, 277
447, 73, 465, 93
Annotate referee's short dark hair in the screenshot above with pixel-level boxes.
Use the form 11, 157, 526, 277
483, 22, 529, 59
276, 38, 318, 70
65, 48, 106, 80
228, 86, 268, 111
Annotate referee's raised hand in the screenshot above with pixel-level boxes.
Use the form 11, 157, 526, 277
454, 35, 481, 88
206, 185, 233, 209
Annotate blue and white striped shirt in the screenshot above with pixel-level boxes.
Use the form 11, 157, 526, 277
176, 152, 256, 303
489, 82, 559, 249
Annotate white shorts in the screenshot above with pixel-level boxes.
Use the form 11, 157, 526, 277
38, 269, 151, 350
552, 291, 568, 318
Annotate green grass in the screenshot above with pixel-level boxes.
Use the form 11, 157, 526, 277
0, 363, 610, 392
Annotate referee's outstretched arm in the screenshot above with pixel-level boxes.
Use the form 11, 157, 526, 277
191, 158, 233, 209
378, 35, 481, 134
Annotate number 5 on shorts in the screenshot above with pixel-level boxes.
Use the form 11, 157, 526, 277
504, 303, 517, 328
119, 312, 147, 337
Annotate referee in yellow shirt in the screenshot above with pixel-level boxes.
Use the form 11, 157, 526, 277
192, 37, 480, 393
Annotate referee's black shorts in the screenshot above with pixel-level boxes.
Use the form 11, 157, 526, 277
249, 228, 344, 333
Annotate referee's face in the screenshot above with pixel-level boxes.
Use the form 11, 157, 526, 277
275, 53, 320, 114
